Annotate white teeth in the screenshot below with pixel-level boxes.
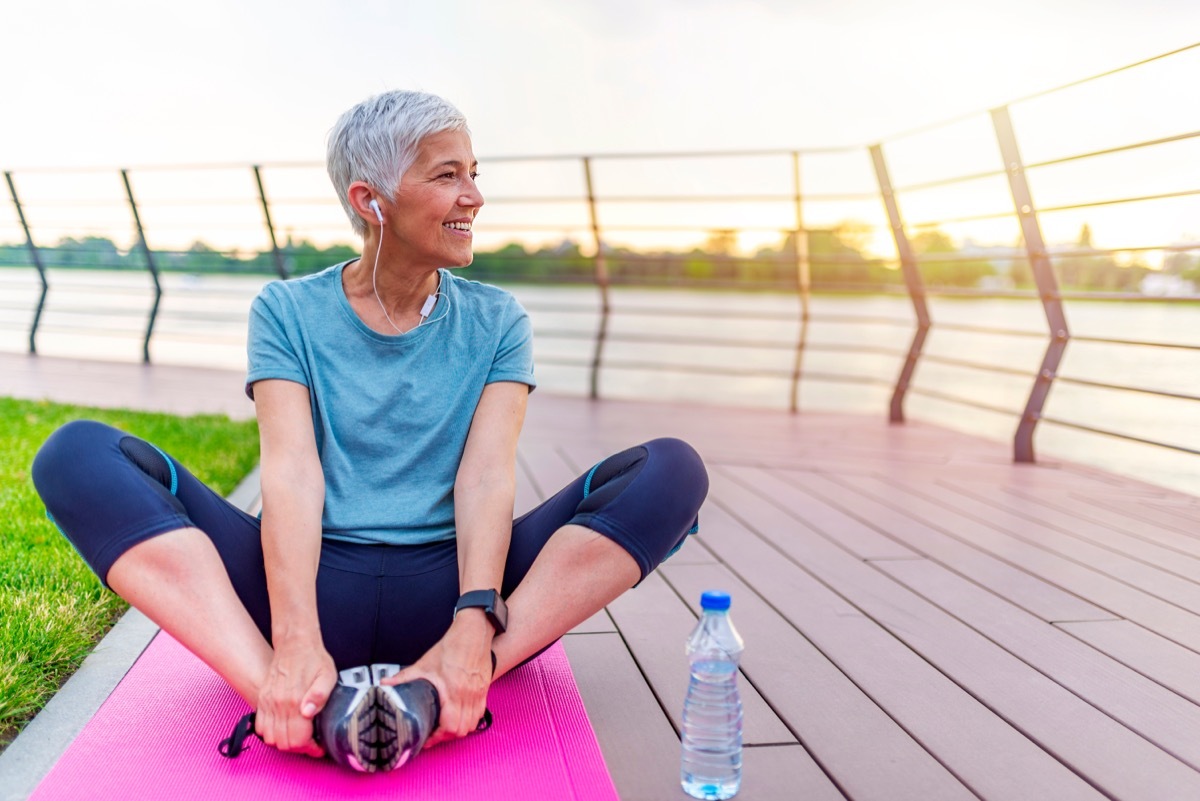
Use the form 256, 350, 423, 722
444, 222, 472, 231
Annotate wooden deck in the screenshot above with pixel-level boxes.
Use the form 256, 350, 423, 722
520, 393, 1200, 801
6, 352, 1200, 800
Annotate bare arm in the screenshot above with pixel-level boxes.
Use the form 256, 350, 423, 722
253, 378, 336, 757
388, 380, 529, 746
455, 380, 527, 600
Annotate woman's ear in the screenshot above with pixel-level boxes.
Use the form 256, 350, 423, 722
347, 182, 379, 226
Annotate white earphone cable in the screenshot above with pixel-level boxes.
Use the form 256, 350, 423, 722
371, 217, 443, 334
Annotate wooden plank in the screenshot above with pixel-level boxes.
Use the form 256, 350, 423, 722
605, 571, 796, 746
1003, 483, 1200, 544
570, 608, 617, 634
520, 394, 977, 471
946, 480, 1200, 562
721, 465, 916, 560
562, 632, 680, 801
831, 472, 1200, 651
514, 447, 542, 515
741, 745, 847, 801
707, 470, 1200, 801
925, 459, 1176, 493
1055, 619, 1200, 706
748, 467, 1114, 623
686, 494, 1104, 801
1149, 498, 1200, 516
825, 458, 1141, 492
516, 438, 579, 505
655, 533, 720, 567
1075, 492, 1200, 536
877, 558, 1200, 769
662, 560, 980, 801
886, 474, 1200, 598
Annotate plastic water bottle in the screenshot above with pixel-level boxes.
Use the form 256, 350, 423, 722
681, 590, 744, 800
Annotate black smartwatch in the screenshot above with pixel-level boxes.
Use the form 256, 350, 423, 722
454, 589, 508, 634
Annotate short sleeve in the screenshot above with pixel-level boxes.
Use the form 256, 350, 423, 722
245, 287, 310, 399
486, 298, 537, 390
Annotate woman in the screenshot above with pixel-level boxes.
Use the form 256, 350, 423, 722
32, 90, 708, 773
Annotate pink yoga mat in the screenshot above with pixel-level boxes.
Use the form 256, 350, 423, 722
31, 634, 618, 801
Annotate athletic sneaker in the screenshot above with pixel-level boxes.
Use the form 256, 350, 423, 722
314, 665, 387, 772
370, 664, 442, 770
220, 661, 488, 771
312, 663, 441, 772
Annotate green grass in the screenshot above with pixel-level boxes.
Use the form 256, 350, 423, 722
0, 398, 259, 749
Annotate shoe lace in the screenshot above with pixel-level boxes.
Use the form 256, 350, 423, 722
476, 708, 493, 731
218, 711, 261, 758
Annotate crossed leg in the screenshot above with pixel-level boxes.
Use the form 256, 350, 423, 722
34, 422, 707, 722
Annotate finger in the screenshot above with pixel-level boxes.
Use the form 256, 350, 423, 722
383, 664, 426, 687
451, 694, 483, 735
256, 706, 276, 747
444, 703, 474, 741
289, 721, 324, 758
437, 698, 457, 736
380, 664, 409, 686
286, 711, 314, 753
424, 729, 453, 749
300, 673, 333, 718
379, 670, 406, 687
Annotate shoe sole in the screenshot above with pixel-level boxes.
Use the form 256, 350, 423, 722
325, 665, 435, 773
363, 686, 402, 771
327, 686, 393, 773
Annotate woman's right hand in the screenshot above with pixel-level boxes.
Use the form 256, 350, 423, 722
255, 637, 337, 758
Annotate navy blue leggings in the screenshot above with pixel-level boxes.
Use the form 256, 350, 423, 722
32, 420, 708, 669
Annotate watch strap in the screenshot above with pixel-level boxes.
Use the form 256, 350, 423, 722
454, 589, 508, 633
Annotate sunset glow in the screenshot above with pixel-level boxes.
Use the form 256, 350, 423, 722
1, 1, 1198, 268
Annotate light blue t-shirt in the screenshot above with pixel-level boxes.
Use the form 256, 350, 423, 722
245, 262, 536, 546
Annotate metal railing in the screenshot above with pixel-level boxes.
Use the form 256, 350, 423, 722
2, 43, 1198, 475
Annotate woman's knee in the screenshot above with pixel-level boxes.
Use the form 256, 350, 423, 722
644, 437, 709, 506
32, 419, 119, 503
33, 419, 187, 544
572, 438, 707, 577
643, 434, 705, 515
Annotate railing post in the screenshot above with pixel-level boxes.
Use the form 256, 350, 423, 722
582, 156, 610, 400
252, 165, 289, 279
991, 106, 1069, 463
870, 144, 930, 423
120, 169, 162, 364
789, 151, 811, 413
5, 171, 49, 355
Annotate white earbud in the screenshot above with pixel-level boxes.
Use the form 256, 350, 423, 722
369, 199, 383, 223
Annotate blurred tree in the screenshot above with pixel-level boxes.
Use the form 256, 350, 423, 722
910, 228, 995, 288
702, 229, 738, 256
1056, 223, 1108, 289
47, 236, 128, 269
1163, 247, 1199, 278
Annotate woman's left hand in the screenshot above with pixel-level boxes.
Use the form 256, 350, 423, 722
384, 610, 494, 749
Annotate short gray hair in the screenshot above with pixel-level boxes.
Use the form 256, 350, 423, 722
326, 90, 469, 237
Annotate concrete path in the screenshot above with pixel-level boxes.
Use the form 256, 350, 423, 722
0, 352, 253, 420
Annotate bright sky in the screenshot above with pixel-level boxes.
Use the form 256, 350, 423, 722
4, 0, 1197, 165
2, 0, 1199, 257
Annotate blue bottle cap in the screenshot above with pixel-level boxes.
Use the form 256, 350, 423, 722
700, 590, 731, 611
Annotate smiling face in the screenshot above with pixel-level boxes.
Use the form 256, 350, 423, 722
381, 128, 483, 270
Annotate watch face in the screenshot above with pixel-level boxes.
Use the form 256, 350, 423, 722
491, 593, 508, 631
